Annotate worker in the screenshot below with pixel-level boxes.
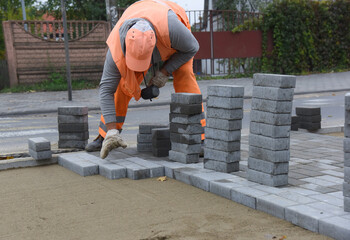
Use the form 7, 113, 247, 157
85, 0, 205, 159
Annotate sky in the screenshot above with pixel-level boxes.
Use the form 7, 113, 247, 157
172, 0, 204, 11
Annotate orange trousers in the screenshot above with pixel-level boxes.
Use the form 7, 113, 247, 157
99, 58, 206, 139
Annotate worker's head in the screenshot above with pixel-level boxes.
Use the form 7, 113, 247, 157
125, 20, 156, 72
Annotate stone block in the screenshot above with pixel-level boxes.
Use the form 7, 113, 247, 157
251, 98, 293, 113
58, 114, 88, 124
249, 134, 290, 151
205, 138, 240, 152
210, 178, 238, 199
137, 133, 152, 143
231, 187, 268, 209
204, 148, 240, 163
345, 167, 350, 182
206, 118, 242, 131
247, 169, 288, 187
257, 194, 297, 219
345, 93, 350, 110
58, 140, 87, 149
344, 138, 350, 153
58, 123, 88, 133
137, 142, 152, 152
204, 159, 239, 173
345, 197, 350, 212
58, 153, 98, 177
345, 127, 350, 138
139, 123, 169, 134
345, 153, 350, 167
298, 115, 321, 122
249, 145, 290, 163
157, 160, 187, 178
170, 123, 204, 134
59, 132, 89, 141
152, 139, 171, 149
152, 147, 170, 157
319, 216, 350, 240
57, 106, 88, 116
169, 150, 199, 164
205, 127, 241, 142
207, 96, 243, 109
291, 124, 299, 131
343, 182, 350, 197
248, 157, 289, 174
250, 122, 290, 138
151, 128, 170, 139
206, 107, 243, 120
250, 110, 291, 125
170, 103, 202, 115
253, 73, 296, 88
171, 93, 202, 104
171, 142, 201, 154
173, 167, 200, 185
252, 86, 294, 101
207, 85, 244, 98
295, 107, 321, 116
291, 116, 298, 123
170, 132, 201, 144
169, 113, 202, 124
29, 149, 52, 160
125, 157, 165, 178
299, 122, 321, 130
190, 172, 233, 191
112, 159, 150, 180
99, 163, 127, 180
28, 137, 50, 152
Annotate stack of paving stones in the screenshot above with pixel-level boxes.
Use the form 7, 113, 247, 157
28, 137, 52, 160
58, 106, 89, 149
248, 73, 296, 187
137, 123, 168, 152
152, 128, 171, 157
344, 93, 350, 212
169, 93, 203, 164
291, 116, 299, 131
295, 107, 321, 131
203, 85, 244, 173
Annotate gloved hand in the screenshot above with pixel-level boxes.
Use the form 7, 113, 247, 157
100, 129, 127, 159
150, 70, 168, 88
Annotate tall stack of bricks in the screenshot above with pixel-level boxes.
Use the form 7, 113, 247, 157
58, 106, 89, 149
344, 93, 350, 212
248, 74, 296, 187
296, 107, 321, 131
137, 123, 168, 152
152, 128, 171, 157
169, 93, 203, 164
28, 137, 52, 160
204, 85, 244, 173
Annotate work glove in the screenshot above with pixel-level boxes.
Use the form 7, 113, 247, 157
100, 129, 127, 159
150, 70, 168, 88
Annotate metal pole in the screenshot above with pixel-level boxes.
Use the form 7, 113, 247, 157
20, 0, 27, 31
210, 10, 214, 75
61, 0, 72, 101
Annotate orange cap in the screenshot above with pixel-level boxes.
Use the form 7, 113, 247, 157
125, 20, 156, 72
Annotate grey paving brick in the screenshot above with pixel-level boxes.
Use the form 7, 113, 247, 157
205, 138, 240, 152
170, 103, 202, 115
250, 110, 291, 125
277, 191, 317, 204
58, 153, 98, 176
57, 106, 88, 116
172, 142, 201, 154
247, 169, 288, 187
251, 98, 293, 113
112, 159, 150, 180
58, 123, 88, 133
319, 216, 350, 240
137, 142, 152, 152
170, 123, 204, 134
173, 167, 203, 185
205, 127, 241, 141
204, 159, 239, 173
344, 138, 350, 153
345, 197, 350, 212
295, 107, 321, 116
344, 182, 350, 197
248, 157, 289, 174
306, 202, 345, 216
29, 149, 52, 160
291, 116, 299, 123
204, 148, 240, 163
170, 132, 201, 144
249, 145, 290, 163
298, 115, 321, 122
231, 187, 269, 209
58, 140, 87, 149
249, 134, 290, 151
28, 137, 50, 151
207, 85, 244, 98
345, 167, 350, 182
257, 194, 298, 219
99, 163, 126, 180
58, 114, 88, 124
253, 73, 296, 88
125, 157, 164, 178
206, 118, 242, 131
169, 150, 199, 164
189, 172, 233, 191
155, 160, 186, 178
210, 178, 239, 199
308, 193, 343, 207
171, 93, 202, 104
59, 132, 89, 141
250, 122, 290, 138
151, 128, 170, 139
252, 86, 294, 101
169, 113, 202, 124
299, 122, 321, 130
139, 123, 169, 134
152, 137, 171, 148
152, 147, 170, 157
137, 133, 152, 143
207, 96, 243, 109
345, 93, 350, 110
206, 107, 243, 120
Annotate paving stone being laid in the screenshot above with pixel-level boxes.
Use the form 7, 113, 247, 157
58, 152, 99, 177
29, 149, 52, 160
28, 137, 51, 152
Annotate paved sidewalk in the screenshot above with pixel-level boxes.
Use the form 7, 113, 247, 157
0, 71, 349, 116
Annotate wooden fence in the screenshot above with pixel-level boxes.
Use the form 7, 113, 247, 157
0, 60, 9, 89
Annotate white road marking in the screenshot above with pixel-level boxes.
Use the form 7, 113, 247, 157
0, 129, 58, 137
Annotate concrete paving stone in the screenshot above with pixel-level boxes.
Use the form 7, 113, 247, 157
291, 116, 299, 123
345, 167, 350, 182
169, 113, 202, 124
139, 123, 169, 134
300, 183, 339, 194
206, 118, 242, 131
345, 93, 350, 109
285, 187, 322, 196
171, 142, 201, 154
321, 169, 344, 178
277, 191, 317, 204
288, 178, 308, 186
302, 177, 340, 187
152, 147, 170, 157
170, 123, 204, 134
248, 157, 289, 174
207, 96, 243, 109
58, 140, 87, 149
155, 160, 186, 178
251, 98, 293, 113
58, 123, 88, 133
59, 131, 89, 141
209, 178, 241, 199
151, 128, 170, 139
203, 159, 239, 173
250, 122, 290, 138
316, 175, 344, 185
344, 182, 350, 197
249, 134, 290, 151
124, 157, 165, 178
306, 202, 345, 217
205, 127, 241, 142
247, 169, 288, 187
58, 153, 99, 176
231, 187, 269, 209
168, 150, 199, 164
152, 139, 171, 148
204, 138, 240, 152
328, 191, 344, 199
28, 137, 51, 152
299, 122, 321, 130
344, 138, 350, 153
345, 197, 350, 212
137, 142, 153, 152
170, 103, 202, 115
249, 145, 290, 163
309, 194, 344, 207
206, 107, 243, 120
285, 205, 334, 233
57, 114, 88, 124
207, 85, 244, 98
189, 172, 234, 191
29, 149, 52, 160
250, 110, 291, 126
137, 133, 152, 143
252, 86, 294, 101
252, 184, 286, 195
319, 216, 350, 240
170, 132, 201, 144
344, 153, 350, 167
204, 148, 240, 163
257, 194, 298, 219
111, 159, 150, 180
295, 107, 321, 116
297, 115, 321, 122
57, 106, 88, 116
253, 73, 296, 88
171, 93, 202, 104
173, 167, 206, 185
290, 124, 299, 131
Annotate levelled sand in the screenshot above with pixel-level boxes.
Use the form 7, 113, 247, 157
0, 165, 330, 240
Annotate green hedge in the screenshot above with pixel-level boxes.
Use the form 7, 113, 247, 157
261, 0, 350, 74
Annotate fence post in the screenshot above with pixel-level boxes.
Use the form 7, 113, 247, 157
2, 21, 18, 87
210, 10, 214, 75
